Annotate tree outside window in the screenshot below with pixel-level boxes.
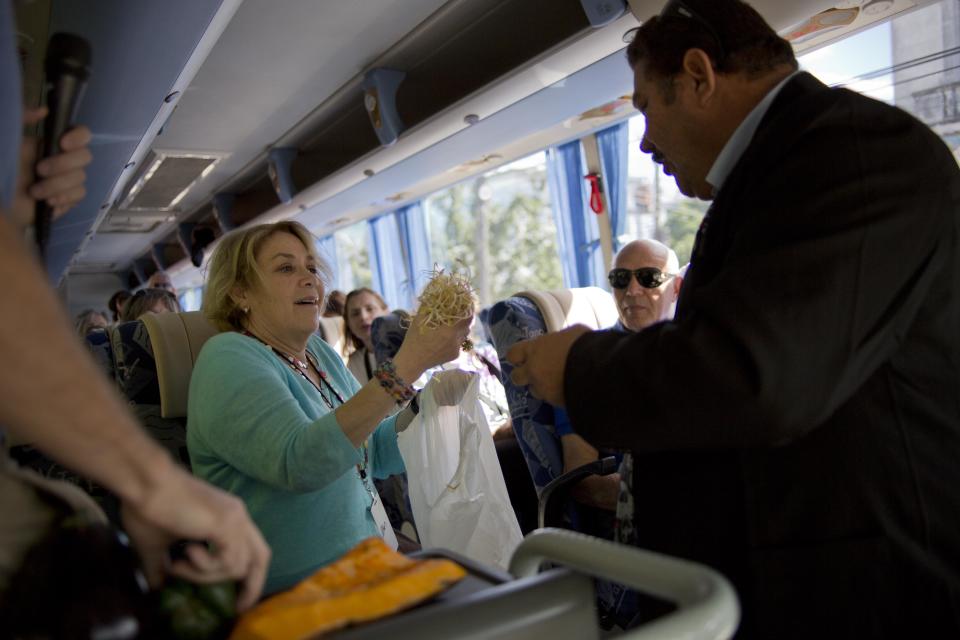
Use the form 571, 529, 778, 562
424, 152, 563, 307
333, 221, 372, 293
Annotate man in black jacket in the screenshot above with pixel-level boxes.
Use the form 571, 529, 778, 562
507, 0, 960, 636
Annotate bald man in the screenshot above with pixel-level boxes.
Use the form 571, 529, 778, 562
560, 239, 684, 510
609, 239, 683, 331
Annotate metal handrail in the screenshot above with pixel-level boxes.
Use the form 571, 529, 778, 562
509, 528, 740, 640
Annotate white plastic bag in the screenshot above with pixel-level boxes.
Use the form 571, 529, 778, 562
398, 374, 523, 569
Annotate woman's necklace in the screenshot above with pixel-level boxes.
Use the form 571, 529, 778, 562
242, 332, 377, 529
241, 331, 344, 409
284, 352, 310, 372
240, 331, 372, 513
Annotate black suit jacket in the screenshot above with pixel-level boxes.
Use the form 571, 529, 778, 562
566, 73, 960, 637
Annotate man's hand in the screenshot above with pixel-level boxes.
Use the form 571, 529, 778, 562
121, 462, 270, 612
506, 324, 591, 407
12, 106, 93, 232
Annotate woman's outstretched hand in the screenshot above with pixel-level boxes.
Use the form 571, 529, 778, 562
394, 314, 473, 380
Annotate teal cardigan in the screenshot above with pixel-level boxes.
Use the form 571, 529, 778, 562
187, 331, 404, 594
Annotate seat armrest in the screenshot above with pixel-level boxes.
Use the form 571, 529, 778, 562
538, 456, 618, 529
509, 528, 740, 640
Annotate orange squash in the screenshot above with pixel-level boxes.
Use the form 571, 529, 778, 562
230, 538, 466, 640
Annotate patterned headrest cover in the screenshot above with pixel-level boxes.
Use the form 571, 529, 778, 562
483, 287, 618, 495
371, 312, 408, 364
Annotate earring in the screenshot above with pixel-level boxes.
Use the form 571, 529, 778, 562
242, 307, 249, 314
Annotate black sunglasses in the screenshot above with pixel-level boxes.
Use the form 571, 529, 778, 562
608, 267, 677, 290
659, 0, 726, 63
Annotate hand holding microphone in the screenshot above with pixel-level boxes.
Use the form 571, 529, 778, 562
32, 32, 92, 257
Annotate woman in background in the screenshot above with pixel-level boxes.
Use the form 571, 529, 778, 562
342, 288, 390, 383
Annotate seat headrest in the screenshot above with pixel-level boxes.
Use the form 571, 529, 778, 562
371, 312, 408, 363
140, 311, 219, 419
515, 286, 618, 332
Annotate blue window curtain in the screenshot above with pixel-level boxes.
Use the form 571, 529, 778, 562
546, 140, 603, 288
596, 121, 629, 252
315, 234, 339, 290
367, 214, 407, 309
395, 201, 431, 303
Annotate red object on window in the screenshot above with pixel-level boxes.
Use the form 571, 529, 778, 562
584, 173, 604, 214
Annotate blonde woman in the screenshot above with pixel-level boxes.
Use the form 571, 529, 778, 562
187, 221, 470, 594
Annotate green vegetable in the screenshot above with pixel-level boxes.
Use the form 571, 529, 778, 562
196, 580, 237, 621
158, 578, 237, 640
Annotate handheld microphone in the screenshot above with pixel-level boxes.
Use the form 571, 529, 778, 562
34, 32, 91, 258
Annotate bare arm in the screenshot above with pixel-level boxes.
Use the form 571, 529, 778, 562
0, 120, 270, 609
560, 434, 619, 511
334, 314, 471, 447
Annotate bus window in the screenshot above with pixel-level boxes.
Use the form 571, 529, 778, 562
625, 117, 709, 266
800, 0, 960, 159
798, 13, 893, 102
424, 151, 562, 307
333, 220, 373, 293
178, 286, 203, 313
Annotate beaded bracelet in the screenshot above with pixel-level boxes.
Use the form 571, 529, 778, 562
373, 359, 415, 405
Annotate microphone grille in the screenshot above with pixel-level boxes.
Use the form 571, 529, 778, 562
45, 32, 92, 78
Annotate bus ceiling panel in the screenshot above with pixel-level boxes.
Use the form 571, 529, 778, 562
740, 0, 840, 32
627, 1, 941, 56
42, 0, 235, 285
625, 0, 839, 32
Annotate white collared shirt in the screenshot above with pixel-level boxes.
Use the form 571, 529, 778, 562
705, 70, 801, 195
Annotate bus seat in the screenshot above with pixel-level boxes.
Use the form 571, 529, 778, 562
483, 286, 618, 512
79, 318, 197, 470
483, 287, 643, 623
317, 315, 347, 362
140, 311, 219, 420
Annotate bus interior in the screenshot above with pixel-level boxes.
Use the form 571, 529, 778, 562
10, 0, 960, 636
